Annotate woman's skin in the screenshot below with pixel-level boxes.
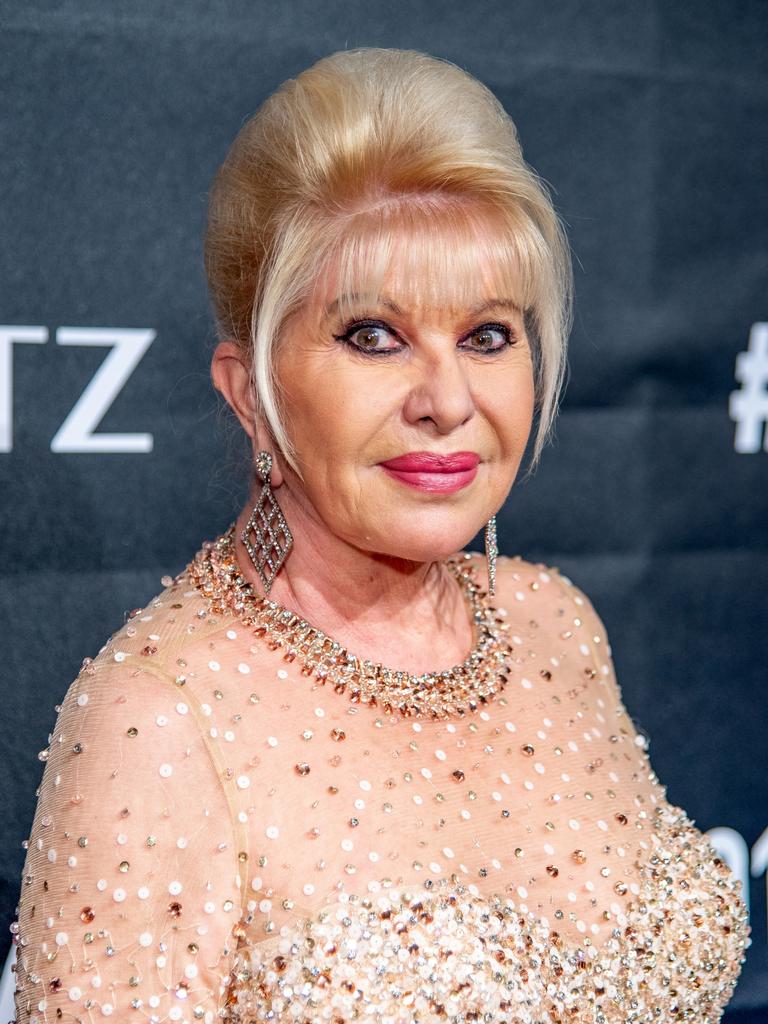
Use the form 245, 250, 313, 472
211, 246, 535, 675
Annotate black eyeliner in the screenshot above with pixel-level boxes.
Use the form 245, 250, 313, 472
331, 316, 516, 356
331, 316, 393, 341
459, 322, 517, 352
331, 317, 403, 357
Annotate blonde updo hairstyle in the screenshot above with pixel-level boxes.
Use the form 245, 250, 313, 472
204, 48, 572, 478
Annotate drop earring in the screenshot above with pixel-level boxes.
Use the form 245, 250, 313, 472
240, 451, 293, 595
484, 514, 498, 597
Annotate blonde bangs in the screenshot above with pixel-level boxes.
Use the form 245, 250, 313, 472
312, 200, 549, 327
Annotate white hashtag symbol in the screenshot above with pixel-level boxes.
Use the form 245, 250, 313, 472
729, 322, 768, 453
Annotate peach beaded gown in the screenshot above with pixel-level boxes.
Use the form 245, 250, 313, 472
13, 533, 750, 1024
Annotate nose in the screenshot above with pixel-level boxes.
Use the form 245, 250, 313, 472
402, 347, 476, 434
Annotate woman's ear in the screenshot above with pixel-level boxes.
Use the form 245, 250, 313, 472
211, 340, 286, 488
211, 340, 257, 439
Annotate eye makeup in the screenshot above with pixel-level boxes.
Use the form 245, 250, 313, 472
332, 316, 518, 357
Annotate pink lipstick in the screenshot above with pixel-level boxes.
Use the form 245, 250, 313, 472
378, 451, 480, 494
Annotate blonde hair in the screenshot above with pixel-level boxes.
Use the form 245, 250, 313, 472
204, 47, 572, 476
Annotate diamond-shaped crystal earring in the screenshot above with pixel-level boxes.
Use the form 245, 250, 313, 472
484, 514, 498, 597
240, 451, 293, 595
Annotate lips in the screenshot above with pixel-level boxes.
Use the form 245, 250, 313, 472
379, 452, 480, 473
378, 451, 480, 494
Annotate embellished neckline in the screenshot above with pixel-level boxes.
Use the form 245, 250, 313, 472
187, 525, 514, 719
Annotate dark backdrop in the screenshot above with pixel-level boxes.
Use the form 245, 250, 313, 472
1, 1, 766, 1018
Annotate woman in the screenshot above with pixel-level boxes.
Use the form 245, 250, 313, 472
13, 48, 749, 1024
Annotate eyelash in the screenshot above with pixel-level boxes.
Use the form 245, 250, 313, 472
331, 318, 517, 357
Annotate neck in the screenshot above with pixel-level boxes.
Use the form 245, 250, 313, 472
232, 486, 474, 674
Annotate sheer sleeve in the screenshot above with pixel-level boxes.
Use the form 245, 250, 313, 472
547, 564, 634, 701
14, 651, 244, 1024
540, 560, 665, 799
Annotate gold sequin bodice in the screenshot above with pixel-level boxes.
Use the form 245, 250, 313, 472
13, 541, 750, 1024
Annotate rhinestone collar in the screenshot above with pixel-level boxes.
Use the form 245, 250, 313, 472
187, 525, 514, 719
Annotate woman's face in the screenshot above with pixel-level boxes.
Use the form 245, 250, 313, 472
273, 252, 535, 563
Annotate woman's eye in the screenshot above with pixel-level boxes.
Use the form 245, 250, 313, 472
462, 324, 513, 353
333, 321, 401, 355
333, 319, 514, 356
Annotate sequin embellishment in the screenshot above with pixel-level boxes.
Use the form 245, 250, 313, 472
188, 526, 514, 719
12, 538, 751, 1024
224, 805, 750, 1024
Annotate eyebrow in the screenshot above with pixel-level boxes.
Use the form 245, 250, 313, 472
322, 294, 520, 320
467, 298, 521, 317
322, 294, 404, 320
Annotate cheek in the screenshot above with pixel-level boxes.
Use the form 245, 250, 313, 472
481, 364, 535, 455
281, 363, 395, 465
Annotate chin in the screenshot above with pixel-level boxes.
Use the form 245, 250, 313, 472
361, 520, 481, 564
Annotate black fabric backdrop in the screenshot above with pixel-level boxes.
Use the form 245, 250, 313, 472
1, 1, 766, 1018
